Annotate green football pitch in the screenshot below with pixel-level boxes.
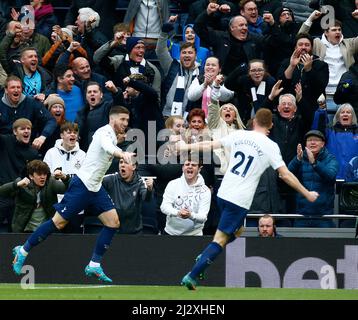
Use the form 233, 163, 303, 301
0, 283, 357, 300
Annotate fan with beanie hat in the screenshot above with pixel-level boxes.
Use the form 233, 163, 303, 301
273, 6, 295, 24
126, 37, 145, 54
44, 94, 65, 110
125, 37, 147, 73
44, 94, 65, 125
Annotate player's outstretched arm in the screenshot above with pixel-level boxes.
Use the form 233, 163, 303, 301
277, 165, 319, 202
175, 140, 222, 153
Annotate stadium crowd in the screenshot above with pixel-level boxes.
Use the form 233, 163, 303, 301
0, 0, 357, 235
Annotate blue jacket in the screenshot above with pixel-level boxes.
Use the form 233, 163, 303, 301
288, 147, 339, 215
168, 24, 211, 71
345, 156, 358, 182
312, 108, 358, 179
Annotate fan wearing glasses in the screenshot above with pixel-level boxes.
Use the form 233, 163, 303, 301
225, 59, 276, 125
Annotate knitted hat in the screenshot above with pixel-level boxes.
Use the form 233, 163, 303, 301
273, 6, 295, 22
126, 37, 145, 54
44, 94, 65, 110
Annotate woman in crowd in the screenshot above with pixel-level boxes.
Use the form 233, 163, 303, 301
188, 57, 234, 119
225, 59, 276, 125
312, 102, 358, 179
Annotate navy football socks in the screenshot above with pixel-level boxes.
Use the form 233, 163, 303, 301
189, 242, 223, 280
23, 219, 58, 252
91, 226, 117, 263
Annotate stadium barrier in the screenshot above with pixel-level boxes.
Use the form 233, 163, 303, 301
1, 233, 357, 289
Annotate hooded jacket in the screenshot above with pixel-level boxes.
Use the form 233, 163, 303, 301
299, 22, 358, 70
168, 24, 211, 71
160, 173, 211, 235
102, 171, 152, 234
43, 139, 86, 175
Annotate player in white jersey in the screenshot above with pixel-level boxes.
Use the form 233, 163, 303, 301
12, 106, 135, 283
178, 108, 319, 290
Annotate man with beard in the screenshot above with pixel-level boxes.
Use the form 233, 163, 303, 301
178, 108, 319, 290
156, 28, 201, 118
76, 81, 123, 151
39, 94, 66, 156
277, 33, 329, 128
258, 214, 282, 237
12, 106, 135, 283
0, 76, 56, 150
0, 118, 40, 232
263, 7, 302, 78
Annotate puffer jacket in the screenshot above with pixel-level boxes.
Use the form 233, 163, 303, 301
288, 147, 339, 215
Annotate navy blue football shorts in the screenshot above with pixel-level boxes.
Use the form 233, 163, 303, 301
53, 175, 115, 221
217, 197, 248, 235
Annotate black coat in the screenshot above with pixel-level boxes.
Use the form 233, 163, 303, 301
334, 62, 358, 114
269, 113, 307, 165
0, 134, 40, 185
187, 0, 235, 43
76, 99, 114, 152
263, 21, 302, 78
225, 71, 276, 125
124, 79, 164, 137
194, 11, 264, 76
277, 56, 329, 127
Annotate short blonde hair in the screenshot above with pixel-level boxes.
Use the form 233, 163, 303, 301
13, 118, 32, 130
165, 115, 184, 129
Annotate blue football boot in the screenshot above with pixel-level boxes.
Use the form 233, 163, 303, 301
181, 273, 197, 290
12, 246, 27, 275
85, 265, 113, 283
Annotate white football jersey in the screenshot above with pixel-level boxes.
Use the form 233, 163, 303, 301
218, 130, 285, 209
77, 124, 121, 192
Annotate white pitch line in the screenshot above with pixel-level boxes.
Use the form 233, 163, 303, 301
31, 285, 119, 290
